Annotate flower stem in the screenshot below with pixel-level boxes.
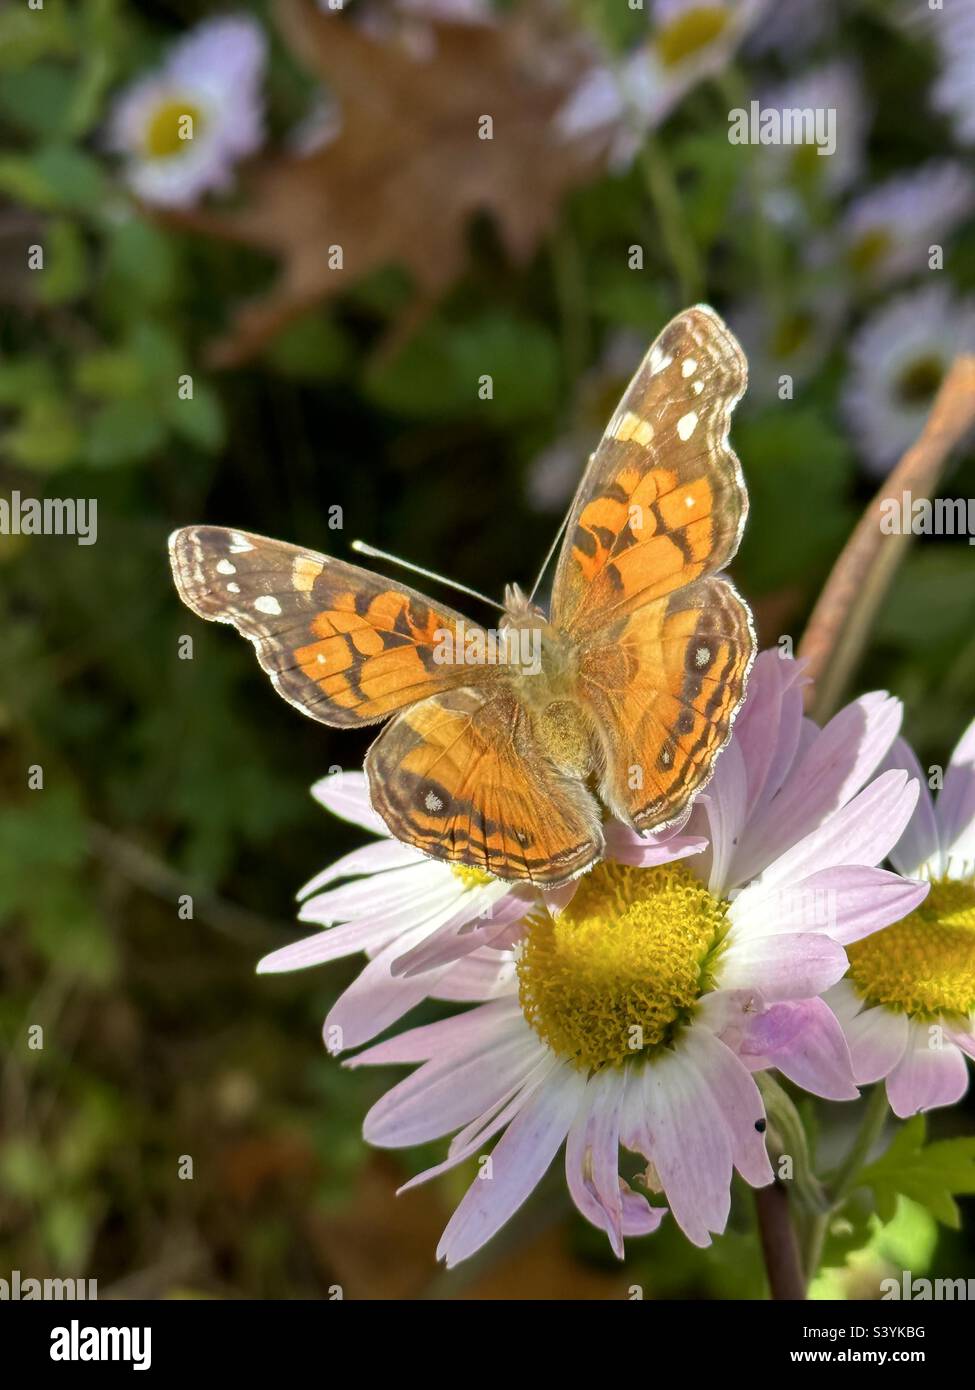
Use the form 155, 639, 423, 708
803, 1083, 890, 1281
755, 1184, 807, 1300
640, 134, 702, 303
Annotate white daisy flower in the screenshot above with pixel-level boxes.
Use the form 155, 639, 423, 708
346, 653, 924, 1264
842, 283, 975, 475
106, 14, 267, 208
258, 771, 707, 1053
828, 718, 975, 1117
557, 0, 768, 165
730, 288, 845, 403
745, 0, 838, 58
928, 0, 975, 144
758, 60, 868, 209
838, 161, 975, 288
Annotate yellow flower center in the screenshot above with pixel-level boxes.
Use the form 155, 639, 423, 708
771, 310, 814, 359
517, 861, 728, 1071
450, 864, 494, 890
656, 7, 729, 68
848, 227, 894, 275
896, 354, 944, 407
144, 98, 204, 159
847, 877, 975, 1020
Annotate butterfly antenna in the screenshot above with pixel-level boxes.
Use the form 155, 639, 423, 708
350, 541, 506, 613
528, 503, 573, 603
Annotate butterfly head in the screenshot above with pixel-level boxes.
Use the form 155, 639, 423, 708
501, 582, 547, 628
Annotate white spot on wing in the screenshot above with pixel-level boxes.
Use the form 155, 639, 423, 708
254, 595, 282, 616
216, 559, 236, 575
682, 358, 698, 377
677, 411, 698, 441
425, 791, 443, 813
229, 532, 254, 554
227, 582, 240, 594
695, 645, 711, 668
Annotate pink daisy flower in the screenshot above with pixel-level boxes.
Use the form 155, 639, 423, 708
827, 717, 975, 1118
346, 653, 924, 1265
257, 771, 706, 1052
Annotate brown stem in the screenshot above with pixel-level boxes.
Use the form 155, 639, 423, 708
755, 1183, 807, 1300
797, 354, 975, 721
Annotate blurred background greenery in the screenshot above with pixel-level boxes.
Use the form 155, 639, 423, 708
1, 0, 973, 1299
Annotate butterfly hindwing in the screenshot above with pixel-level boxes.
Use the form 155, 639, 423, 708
365, 685, 604, 885
169, 526, 498, 728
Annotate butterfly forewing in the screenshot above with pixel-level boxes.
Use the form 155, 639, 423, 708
550, 304, 749, 634
169, 526, 495, 727
549, 305, 755, 834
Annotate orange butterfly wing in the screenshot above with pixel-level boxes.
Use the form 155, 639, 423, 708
552, 305, 755, 831
169, 526, 496, 727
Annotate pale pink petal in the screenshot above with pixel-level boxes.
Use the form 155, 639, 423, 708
297, 838, 421, 900
720, 931, 848, 1000
298, 863, 454, 925
757, 771, 919, 890
887, 1027, 971, 1116
697, 736, 749, 895
642, 1052, 733, 1247
325, 938, 447, 1052
759, 997, 859, 1100
565, 1068, 626, 1256
620, 1184, 667, 1235
879, 736, 942, 877
937, 715, 975, 873
683, 1027, 774, 1189
730, 865, 929, 946
437, 1066, 587, 1267
604, 819, 708, 868
846, 1004, 910, 1083
257, 915, 399, 973
946, 1021, 975, 1061
347, 995, 521, 1068
695, 987, 769, 1055
311, 770, 388, 836
363, 1025, 542, 1147
823, 978, 863, 1027
391, 889, 526, 977
431, 951, 517, 1002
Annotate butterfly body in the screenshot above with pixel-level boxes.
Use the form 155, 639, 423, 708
170, 306, 755, 887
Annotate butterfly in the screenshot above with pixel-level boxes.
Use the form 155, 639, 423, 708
169, 304, 755, 888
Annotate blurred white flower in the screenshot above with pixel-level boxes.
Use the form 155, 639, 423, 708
526, 333, 645, 512
843, 284, 975, 475
838, 161, 975, 288
730, 289, 845, 403
557, 0, 768, 166
758, 59, 868, 206
106, 14, 267, 208
928, 0, 975, 143
745, 0, 838, 58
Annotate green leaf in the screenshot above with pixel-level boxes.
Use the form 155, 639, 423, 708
4, 396, 83, 471
103, 218, 179, 308
35, 217, 87, 304
164, 384, 225, 452
0, 143, 107, 212
84, 398, 167, 467
263, 314, 351, 380
858, 1114, 975, 1229
0, 63, 77, 137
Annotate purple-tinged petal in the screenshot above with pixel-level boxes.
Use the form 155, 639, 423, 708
731, 650, 806, 821
437, 1065, 586, 1267
696, 987, 769, 1055
431, 951, 517, 1002
731, 692, 902, 885
391, 890, 526, 977
698, 736, 749, 895
887, 1027, 970, 1116
879, 736, 942, 878
257, 915, 400, 973
762, 997, 859, 1100
604, 819, 708, 869
721, 931, 848, 1000
325, 938, 449, 1053
846, 1004, 910, 1083
620, 1184, 667, 1236
298, 862, 455, 925
946, 1021, 975, 1061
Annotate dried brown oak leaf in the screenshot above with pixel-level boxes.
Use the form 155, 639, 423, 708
160, 0, 607, 368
